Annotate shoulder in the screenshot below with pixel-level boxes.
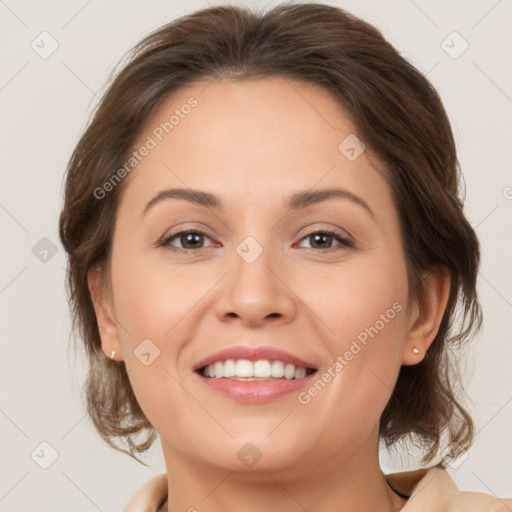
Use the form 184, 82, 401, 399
123, 473, 168, 512
388, 467, 512, 511
446, 490, 512, 511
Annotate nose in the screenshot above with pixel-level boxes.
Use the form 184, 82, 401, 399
213, 240, 298, 328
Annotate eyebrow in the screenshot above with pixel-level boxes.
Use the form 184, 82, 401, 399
142, 187, 374, 218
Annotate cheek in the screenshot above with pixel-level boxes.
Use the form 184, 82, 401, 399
111, 250, 201, 346
111, 259, 198, 430
300, 251, 408, 411
299, 252, 408, 348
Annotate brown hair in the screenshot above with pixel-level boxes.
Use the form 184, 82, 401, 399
59, 2, 482, 467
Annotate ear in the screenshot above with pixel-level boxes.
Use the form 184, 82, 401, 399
401, 266, 451, 366
87, 267, 123, 362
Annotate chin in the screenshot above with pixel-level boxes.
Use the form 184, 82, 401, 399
201, 435, 308, 472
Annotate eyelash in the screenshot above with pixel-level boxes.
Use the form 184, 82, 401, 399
160, 229, 354, 253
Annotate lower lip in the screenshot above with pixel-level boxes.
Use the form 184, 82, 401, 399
196, 372, 317, 403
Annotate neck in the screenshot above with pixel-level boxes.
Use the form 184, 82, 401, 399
159, 429, 407, 512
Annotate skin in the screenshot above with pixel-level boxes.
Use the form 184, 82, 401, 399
88, 77, 450, 512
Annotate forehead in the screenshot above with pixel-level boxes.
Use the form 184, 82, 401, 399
120, 77, 392, 216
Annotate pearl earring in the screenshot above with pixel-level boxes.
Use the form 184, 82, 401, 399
412, 347, 420, 354
110, 350, 115, 359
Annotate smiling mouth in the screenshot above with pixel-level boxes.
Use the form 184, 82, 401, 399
196, 358, 317, 381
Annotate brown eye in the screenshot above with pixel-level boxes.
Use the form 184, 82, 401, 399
297, 230, 353, 251
161, 230, 213, 251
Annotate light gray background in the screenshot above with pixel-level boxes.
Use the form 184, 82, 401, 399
1, 0, 511, 510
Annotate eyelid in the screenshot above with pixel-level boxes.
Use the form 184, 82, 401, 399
159, 229, 216, 251
160, 225, 355, 252
158, 222, 215, 245
295, 228, 354, 250
299, 225, 354, 244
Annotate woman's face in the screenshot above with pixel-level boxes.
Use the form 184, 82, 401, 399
92, 77, 419, 474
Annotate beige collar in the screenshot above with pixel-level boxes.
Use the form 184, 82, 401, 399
388, 467, 512, 511
123, 467, 512, 512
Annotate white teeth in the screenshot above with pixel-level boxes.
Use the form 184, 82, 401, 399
284, 363, 295, 380
294, 367, 307, 379
214, 361, 224, 379
201, 358, 313, 380
253, 360, 272, 378
271, 360, 285, 378
235, 359, 253, 377
223, 359, 236, 378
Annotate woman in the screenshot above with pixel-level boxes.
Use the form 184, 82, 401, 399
58, 3, 512, 511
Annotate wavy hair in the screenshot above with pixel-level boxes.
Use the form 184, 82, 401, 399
59, 2, 482, 466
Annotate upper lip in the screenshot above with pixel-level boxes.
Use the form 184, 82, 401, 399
193, 345, 318, 371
